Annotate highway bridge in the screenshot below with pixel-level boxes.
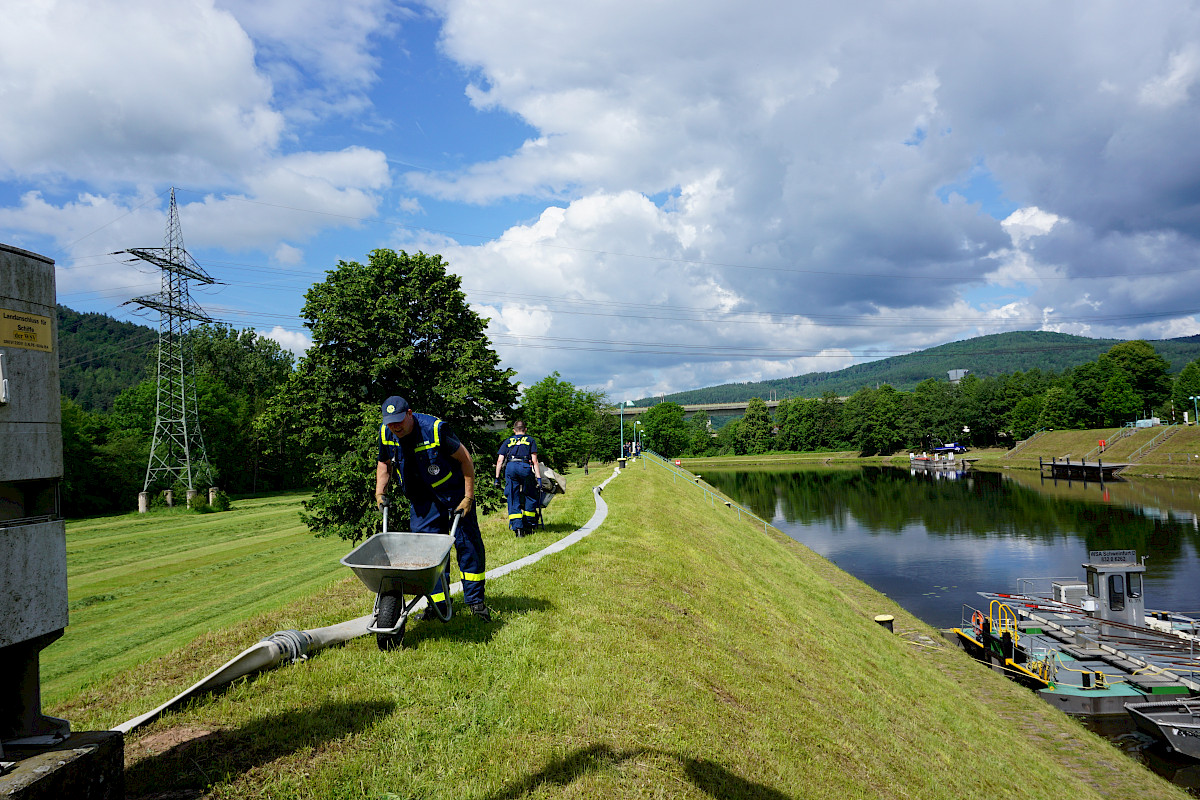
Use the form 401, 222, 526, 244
610, 400, 783, 418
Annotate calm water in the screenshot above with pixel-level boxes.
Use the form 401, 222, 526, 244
701, 465, 1200, 630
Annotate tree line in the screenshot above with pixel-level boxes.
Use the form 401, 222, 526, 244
637, 340, 1200, 458
59, 250, 622, 529
61, 248, 1199, 523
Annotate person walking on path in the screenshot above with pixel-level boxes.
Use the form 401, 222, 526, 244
375, 395, 492, 622
495, 420, 542, 537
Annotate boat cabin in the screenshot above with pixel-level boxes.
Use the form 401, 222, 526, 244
1081, 549, 1145, 633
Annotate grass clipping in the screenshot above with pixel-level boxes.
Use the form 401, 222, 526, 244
71, 464, 1186, 799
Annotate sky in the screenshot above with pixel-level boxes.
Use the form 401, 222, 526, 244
2, 1, 1200, 403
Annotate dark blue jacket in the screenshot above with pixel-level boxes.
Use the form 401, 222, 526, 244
378, 413, 465, 508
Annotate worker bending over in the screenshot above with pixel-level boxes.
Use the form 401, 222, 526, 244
495, 421, 541, 537
376, 395, 492, 622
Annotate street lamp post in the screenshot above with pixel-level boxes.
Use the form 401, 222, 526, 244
619, 400, 633, 458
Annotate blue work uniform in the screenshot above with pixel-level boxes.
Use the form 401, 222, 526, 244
378, 413, 486, 606
498, 433, 539, 532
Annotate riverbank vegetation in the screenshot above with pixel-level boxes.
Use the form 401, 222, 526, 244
645, 340, 1200, 461
49, 461, 1183, 798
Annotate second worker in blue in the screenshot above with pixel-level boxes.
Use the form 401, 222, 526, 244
375, 395, 492, 622
495, 420, 542, 537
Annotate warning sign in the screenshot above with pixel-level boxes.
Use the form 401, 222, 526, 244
0, 308, 53, 352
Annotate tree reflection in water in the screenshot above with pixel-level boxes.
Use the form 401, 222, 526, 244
701, 466, 1200, 628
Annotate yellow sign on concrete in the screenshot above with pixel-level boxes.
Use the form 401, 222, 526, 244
0, 308, 53, 352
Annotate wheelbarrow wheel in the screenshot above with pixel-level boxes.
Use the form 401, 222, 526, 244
376, 591, 405, 651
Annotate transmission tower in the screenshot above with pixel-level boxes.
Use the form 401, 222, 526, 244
119, 188, 215, 494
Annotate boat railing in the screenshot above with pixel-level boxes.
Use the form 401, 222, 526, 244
1014, 576, 1082, 599
960, 603, 987, 633
1042, 651, 1114, 689
986, 599, 1023, 651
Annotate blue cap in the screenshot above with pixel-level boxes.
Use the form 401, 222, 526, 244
382, 395, 410, 424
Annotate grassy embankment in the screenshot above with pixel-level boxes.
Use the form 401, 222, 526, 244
48, 460, 1186, 798
683, 425, 1200, 481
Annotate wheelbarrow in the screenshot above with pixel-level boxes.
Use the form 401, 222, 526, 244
341, 503, 459, 650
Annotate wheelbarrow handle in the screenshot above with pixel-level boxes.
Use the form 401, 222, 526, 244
449, 508, 463, 538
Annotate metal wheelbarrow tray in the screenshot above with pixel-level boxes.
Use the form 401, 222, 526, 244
341, 530, 455, 648
342, 532, 453, 596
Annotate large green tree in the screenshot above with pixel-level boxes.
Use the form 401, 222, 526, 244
266, 249, 518, 540
192, 324, 295, 493
1103, 340, 1171, 415
1172, 360, 1200, 423
518, 372, 608, 470
1100, 371, 1141, 426
737, 397, 774, 454
641, 402, 689, 458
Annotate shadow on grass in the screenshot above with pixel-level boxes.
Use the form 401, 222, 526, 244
482, 744, 792, 800
533, 521, 581, 535
402, 596, 554, 648
125, 699, 394, 798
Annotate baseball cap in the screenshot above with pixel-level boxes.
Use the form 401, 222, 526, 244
381, 395, 410, 424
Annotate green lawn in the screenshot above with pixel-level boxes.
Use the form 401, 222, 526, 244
47, 493, 349, 704
48, 459, 1186, 799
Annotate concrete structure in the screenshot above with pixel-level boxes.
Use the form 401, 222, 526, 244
0, 244, 68, 747
0, 244, 123, 796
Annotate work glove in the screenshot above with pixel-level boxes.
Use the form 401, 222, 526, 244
455, 495, 474, 516
493, 477, 501, 489
376, 494, 389, 510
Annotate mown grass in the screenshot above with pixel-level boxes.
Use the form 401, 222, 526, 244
46, 458, 1188, 799
47, 493, 349, 705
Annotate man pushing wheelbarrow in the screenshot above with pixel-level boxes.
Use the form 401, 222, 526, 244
372, 395, 493, 633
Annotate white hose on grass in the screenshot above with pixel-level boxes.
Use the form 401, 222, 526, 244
112, 466, 621, 734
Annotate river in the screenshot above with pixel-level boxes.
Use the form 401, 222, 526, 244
699, 465, 1200, 630
701, 463, 1200, 789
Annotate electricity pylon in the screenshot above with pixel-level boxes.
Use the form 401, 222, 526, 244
119, 188, 215, 494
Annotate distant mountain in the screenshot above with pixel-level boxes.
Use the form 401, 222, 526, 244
57, 306, 156, 411
640, 330, 1200, 405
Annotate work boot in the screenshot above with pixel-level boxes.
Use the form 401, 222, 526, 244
468, 602, 493, 623
421, 601, 452, 622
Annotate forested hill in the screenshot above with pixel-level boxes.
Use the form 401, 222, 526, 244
645, 330, 1200, 405
57, 306, 156, 411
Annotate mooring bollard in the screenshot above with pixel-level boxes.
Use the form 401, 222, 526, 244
874, 614, 894, 632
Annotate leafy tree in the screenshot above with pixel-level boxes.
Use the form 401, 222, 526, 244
641, 402, 689, 458
912, 378, 956, 445
190, 324, 296, 491
1007, 395, 1044, 440
1037, 387, 1072, 431
60, 396, 149, 517
1100, 371, 1140, 426
713, 417, 740, 455
265, 249, 518, 539
1066, 361, 1110, 429
685, 411, 716, 456
518, 372, 608, 470
773, 399, 802, 451
1172, 360, 1200, 423
813, 391, 846, 449
1103, 340, 1171, 414
737, 397, 774, 454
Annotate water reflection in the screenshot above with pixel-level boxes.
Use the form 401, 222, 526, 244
700, 466, 1200, 629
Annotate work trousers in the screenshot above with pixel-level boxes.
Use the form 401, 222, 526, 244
504, 461, 539, 531
409, 500, 486, 606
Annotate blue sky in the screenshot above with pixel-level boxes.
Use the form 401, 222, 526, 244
3, 0, 1200, 401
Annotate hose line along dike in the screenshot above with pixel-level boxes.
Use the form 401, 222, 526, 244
113, 465, 622, 735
